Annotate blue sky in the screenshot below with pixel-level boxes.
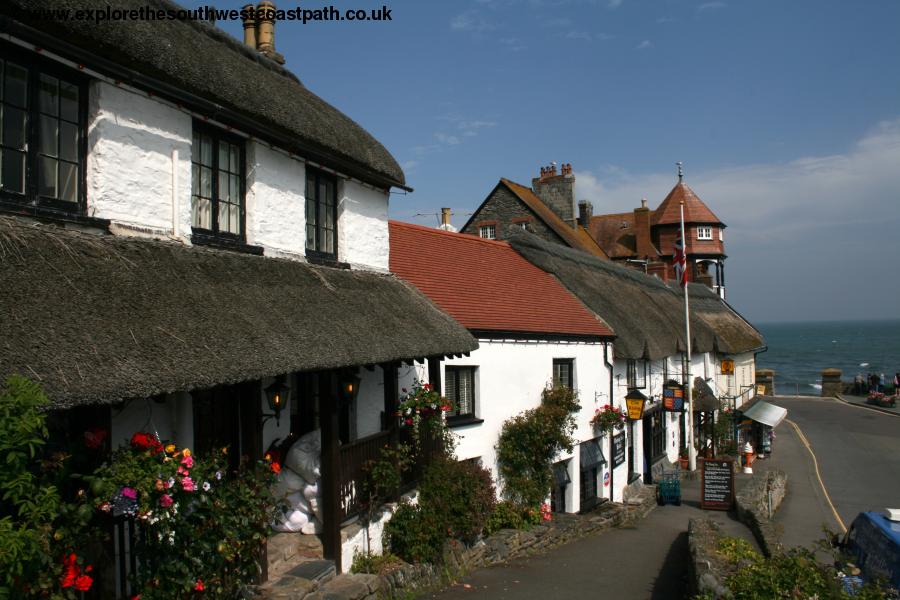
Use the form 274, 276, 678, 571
197, 0, 900, 323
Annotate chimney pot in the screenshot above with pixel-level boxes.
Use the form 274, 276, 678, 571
256, 1, 286, 64
242, 4, 257, 49
641, 197, 647, 208
441, 207, 451, 227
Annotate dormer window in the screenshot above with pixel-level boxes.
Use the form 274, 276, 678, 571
305, 167, 337, 259
0, 48, 86, 215
191, 123, 245, 239
697, 226, 713, 240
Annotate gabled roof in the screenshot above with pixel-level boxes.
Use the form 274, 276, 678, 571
389, 221, 614, 339
652, 182, 723, 226
488, 179, 609, 259
508, 232, 762, 360
0, 217, 477, 408
2, 0, 406, 190
589, 212, 644, 259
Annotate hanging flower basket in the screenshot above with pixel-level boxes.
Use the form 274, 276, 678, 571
590, 405, 626, 434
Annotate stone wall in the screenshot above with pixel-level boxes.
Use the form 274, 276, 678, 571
820, 369, 842, 398
734, 469, 787, 557
462, 185, 566, 245
687, 518, 733, 600
258, 486, 658, 600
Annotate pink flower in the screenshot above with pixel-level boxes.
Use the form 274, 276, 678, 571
177, 466, 189, 476
181, 477, 195, 492
180, 454, 194, 468
159, 494, 174, 508
121, 487, 137, 500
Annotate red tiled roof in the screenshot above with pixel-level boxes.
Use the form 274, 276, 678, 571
589, 212, 639, 259
389, 221, 614, 338
652, 182, 723, 226
499, 179, 610, 259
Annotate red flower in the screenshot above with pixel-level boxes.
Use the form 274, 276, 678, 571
130, 432, 163, 454
194, 579, 205, 591
422, 383, 431, 390
270, 461, 282, 474
61, 553, 78, 588
84, 427, 108, 449
74, 574, 93, 592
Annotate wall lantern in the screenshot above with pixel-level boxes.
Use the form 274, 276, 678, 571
340, 372, 361, 404
264, 375, 291, 426
625, 389, 648, 421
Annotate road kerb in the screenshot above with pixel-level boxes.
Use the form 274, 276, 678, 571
785, 418, 847, 534
835, 394, 900, 418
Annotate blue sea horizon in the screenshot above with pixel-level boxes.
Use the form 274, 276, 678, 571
755, 319, 900, 396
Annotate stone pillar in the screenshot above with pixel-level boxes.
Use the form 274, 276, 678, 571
821, 368, 842, 398
756, 369, 775, 396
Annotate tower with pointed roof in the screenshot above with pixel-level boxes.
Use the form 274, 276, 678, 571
587, 167, 727, 298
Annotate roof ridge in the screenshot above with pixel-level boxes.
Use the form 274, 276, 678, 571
154, 0, 303, 85
389, 220, 513, 248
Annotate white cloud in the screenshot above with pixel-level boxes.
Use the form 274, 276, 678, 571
401, 160, 420, 172
450, 10, 495, 33
499, 37, 527, 51
434, 132, 461, 146
608, 0, 623, 8
566, 30, 593, 41
697, 1, 726, 11
636, 39, 653, 49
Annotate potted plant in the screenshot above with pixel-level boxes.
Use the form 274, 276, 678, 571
678, 451, 689, 470
590, 405, 626, 434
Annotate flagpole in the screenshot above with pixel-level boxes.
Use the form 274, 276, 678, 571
680, 199, 696, 471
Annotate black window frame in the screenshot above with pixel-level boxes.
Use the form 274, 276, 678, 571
305, 166, 338, 260
0, 42, 89, 217
553, 358, 574, 389
627, 359, 647, 389
445, 365, 479, 425
649, 409, 666, 460
190, 121, 246, 241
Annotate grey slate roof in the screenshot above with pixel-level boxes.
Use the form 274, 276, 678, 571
0, 217, 477, 409
1, 0, 406, 190
508, 232, 763, 360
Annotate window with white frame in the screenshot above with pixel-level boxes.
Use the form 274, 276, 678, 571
479, 224, 496, 239
697, 226, 713, 240
445, 366, 476, 421
718, 228, 723, 241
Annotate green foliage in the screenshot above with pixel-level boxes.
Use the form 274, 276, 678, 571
384, 458, 497, 564
0, 376, 94, 599
360, 443, 411, 521
419, 458, 496, 544
495, 385, 580, 508
713, 537, 890, 600
382, 501, 446, 564
350, 550, 403, 575
88, 437, 277, 599
714, 409, 738, 456
484, 501, 526, 535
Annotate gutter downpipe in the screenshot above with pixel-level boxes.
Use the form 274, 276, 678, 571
603, 341, 616, 500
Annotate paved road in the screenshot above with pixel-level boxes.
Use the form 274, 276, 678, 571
427, 396, 900, 599
769, 396, 900, 528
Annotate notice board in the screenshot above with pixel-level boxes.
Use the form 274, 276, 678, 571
612, 432, 626, 469
700, 458, 734, 510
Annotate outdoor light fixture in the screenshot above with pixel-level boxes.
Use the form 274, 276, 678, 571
340, 372, 362, 404
625, 389, 648, 420
264, 375, 291, 425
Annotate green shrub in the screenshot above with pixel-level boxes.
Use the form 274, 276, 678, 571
485, 501, 526, 535
496, 385, 580, 508
382, 501, 446, 564
350, 550, 403, 575
0, 376, 95, 599
418, 458, 496, 544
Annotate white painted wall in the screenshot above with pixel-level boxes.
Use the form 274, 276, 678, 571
87, 81, 192, 236
110, 392, 192, 450
400, 339, 616, 511
338, 180, 389, 272
85, 81, 392, 271
245, 142, 307, 259
355, 366, 386, 439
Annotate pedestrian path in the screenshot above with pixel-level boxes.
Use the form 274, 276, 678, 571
837, 394, 900, 416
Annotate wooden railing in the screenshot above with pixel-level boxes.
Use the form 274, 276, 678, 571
338, 429, 393, 521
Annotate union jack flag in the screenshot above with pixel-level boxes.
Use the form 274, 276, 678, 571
673, 237, 688, 287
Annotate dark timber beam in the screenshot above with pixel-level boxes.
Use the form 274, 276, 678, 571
318, 370, 342, 572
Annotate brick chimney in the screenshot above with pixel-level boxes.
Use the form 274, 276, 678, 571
577, 200, 592, 229
532, 162, 576, 228
633, 198, 656, 258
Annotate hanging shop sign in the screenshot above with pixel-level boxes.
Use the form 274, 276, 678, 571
612, 431, 626, 469
721, 359, 735, 375
700, 457, 735, 510
625, 389, 648, 420
663, 383, 685, 412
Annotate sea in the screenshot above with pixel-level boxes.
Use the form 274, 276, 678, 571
756, 319, 900, 396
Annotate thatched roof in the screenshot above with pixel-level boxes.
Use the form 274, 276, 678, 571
1, 0, 406, 190
0, 218, 477, 409
508, 233, 763, 360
